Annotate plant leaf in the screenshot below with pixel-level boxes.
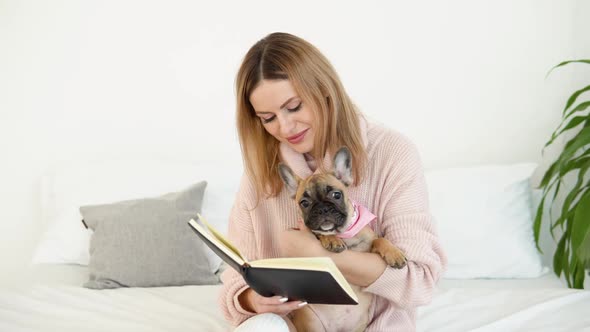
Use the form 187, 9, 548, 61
545, 153, 590, 239
549, 180, 562, 240
573, 261, 585, 289
545, 116, 589, 148
575, 262, 586, 289
572, 191, 590, 263
559, 162, 590, 217
534, 195, 546, 251
563, 240, 572, 288
563, 101, 590, 122
550, 162, 590, 238
539, 162, 557, 188
546, 59, 590, 78
562, 85, 590, 116
559, 126, 590, 166
551, 209, 575, 234
554, 234, 567, 276
560, 155, 590, 178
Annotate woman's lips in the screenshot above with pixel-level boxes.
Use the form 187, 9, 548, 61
287, 129, 309, 144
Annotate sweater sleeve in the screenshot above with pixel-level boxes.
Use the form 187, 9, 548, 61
361, 134, 448, 309
217, 174, 259, 327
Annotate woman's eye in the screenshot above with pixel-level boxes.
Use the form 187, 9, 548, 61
300, 200, 310, 208
262, 116, 275, 124
332, 191, 342, 200
287, 103, 302, 112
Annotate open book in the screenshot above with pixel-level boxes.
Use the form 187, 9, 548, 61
188, 214, 358, 305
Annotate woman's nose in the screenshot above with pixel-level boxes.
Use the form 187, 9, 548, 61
278, 114, 295, 136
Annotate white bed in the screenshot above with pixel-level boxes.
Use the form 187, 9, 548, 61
1, 265, 589, 332
3, 160, 588, 332
0, 264, 228, 332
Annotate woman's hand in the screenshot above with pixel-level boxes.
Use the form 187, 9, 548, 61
238, 288, 307, 315
278, 220, 326, 258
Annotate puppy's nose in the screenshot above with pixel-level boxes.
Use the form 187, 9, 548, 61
318, 206, 330, 215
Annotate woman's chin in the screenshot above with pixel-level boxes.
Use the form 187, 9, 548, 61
288, 140, 313, 154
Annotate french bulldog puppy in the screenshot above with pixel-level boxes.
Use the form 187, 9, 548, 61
278, 147, 407, 332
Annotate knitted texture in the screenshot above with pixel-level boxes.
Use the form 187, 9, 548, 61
219, 117, 447, 331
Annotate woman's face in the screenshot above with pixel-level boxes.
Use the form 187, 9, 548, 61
249, 79, 316, 154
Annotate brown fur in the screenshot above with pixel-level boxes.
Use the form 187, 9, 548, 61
372, 238, 408, 269
293, 174, 406, 267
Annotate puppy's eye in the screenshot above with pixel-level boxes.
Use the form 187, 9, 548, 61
300, 200, 310, 208
332, 191, 342, 199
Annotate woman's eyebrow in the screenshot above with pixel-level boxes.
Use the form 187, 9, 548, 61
279, 96, 297, 109
255, 96, 297, 115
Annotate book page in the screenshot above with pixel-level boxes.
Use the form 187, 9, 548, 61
250, 257, 357, 303
196, 214, 245, 261
188, 218, 246, 266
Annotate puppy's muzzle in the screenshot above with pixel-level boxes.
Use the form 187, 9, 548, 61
307, 203, 347, 232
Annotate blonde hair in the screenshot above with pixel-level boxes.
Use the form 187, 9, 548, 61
236, 32, 367, 202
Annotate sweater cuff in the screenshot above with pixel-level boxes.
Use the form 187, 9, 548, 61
362, 265, 407, 303
221, 274, 257, 326
233, 284, 257, 317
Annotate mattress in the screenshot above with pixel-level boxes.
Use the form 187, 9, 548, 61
1, 265, 589, 332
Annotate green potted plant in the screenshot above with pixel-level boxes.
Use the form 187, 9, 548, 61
534, 59, 590, 289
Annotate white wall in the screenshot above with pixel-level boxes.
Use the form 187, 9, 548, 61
573, 1, 590, 82
0, 0, 583, 274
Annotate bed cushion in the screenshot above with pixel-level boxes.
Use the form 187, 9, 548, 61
32, 159, 242, 273
80, 181, 219, 289
426, 163, 547, 278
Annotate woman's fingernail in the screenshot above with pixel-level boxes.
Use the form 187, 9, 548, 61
279, 297, 288, 303
298, 301, 308, 307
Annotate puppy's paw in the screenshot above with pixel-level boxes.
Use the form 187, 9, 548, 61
319, 235, 347, 253
383, 248, 407, 269
371, 238, 407, 269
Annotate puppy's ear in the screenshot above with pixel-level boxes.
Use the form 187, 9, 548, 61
278, 163, 300, 198
333, 147, 353, 186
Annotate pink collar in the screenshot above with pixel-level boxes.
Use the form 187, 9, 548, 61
337, 201, 376, 239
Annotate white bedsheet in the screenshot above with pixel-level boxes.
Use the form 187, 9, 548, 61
1, 265, 589, 332
0, 264, 229, 332
0, 284, 227, 332
420, 281, 590, 331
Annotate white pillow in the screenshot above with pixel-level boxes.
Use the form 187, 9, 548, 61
32, 159, 242, 273
426, 163, 548, 279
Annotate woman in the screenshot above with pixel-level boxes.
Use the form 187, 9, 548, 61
219, 32, 447, 331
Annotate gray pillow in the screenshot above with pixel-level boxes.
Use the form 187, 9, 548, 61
80, 181, 218, 289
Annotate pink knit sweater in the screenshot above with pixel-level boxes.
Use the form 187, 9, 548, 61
219, 117, 447, 331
